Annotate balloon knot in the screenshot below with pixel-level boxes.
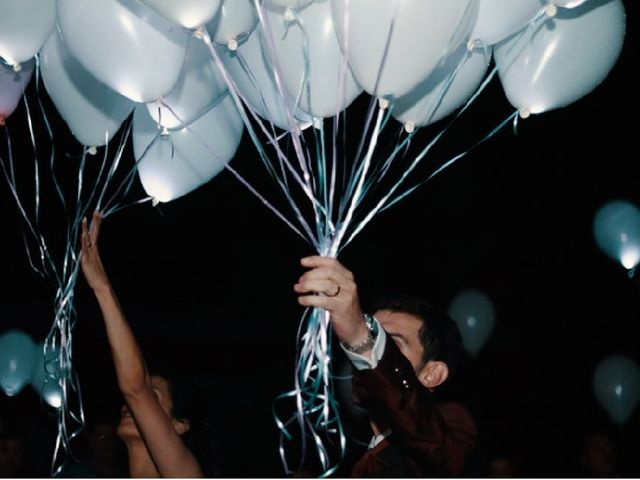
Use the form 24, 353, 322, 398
404, 121, 415, 134
227, 37, 239, 51
378, 97, 390, 110
519, 108, 531, 119
87, 146, 97, 156
12, 62, 22, 73
160, 127, 170, 137
284, 8, 296, 22
467, 39, 480, 52
545, 3, 558, 17
152, 197, 160, 207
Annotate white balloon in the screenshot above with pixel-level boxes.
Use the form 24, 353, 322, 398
57, 0, 190, 103
207, 0, 258, 46
393, 44, 490, 129
0, 58, 34, 124
552, 0, 589, 8
133, 94, 243, 202
495, 0, 625, 115
0, 330, 36, 396
264, 0, 362, 118
139, 0, 222, 29
594, 355, 640, 425
41, 381, 63, 409
217, 29, 312, 130
0, 0, 56, 65
447, 289, 496, 357
593, 200, 640, 271
40, 30, 134, 147
265, 0, 314, 9
29, 342, 62, 408
146, 38, 228, 129
470, 0, 544, 46
331, 0, 478, 98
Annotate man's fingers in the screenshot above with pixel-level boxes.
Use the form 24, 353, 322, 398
300, 256, 353, 279
297, 265, 346, 285
294, 278, 340, 296
297, 293, 335, 310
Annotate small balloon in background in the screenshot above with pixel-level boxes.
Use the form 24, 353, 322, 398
593, 200, 640, 275
0, 330, 36, 397
0, 58, 34, 126
447, 289, 496, 357
41, 380, 63, 409
495, 0, 625, 116
30, 342, 63, 409
593, 355, 640, 425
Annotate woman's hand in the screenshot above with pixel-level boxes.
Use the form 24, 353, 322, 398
80, 211, 110, 293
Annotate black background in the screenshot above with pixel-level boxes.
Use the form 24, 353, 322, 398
1, 2, 639, 476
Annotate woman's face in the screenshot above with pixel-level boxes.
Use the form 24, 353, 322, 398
117, 375, 174, 439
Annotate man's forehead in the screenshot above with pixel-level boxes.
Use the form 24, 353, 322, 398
374, 309, 423, 326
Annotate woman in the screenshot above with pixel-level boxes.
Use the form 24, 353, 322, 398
81, 212, 203, 478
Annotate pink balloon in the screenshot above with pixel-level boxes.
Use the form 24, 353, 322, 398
0, 59, 34, 125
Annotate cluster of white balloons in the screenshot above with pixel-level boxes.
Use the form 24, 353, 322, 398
0, 330, 62, 408
0, 0, 627, 202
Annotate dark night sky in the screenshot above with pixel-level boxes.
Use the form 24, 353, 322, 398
1, 2, 640, 476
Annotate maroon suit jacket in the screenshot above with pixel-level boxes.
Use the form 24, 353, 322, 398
350, 338, 477, 477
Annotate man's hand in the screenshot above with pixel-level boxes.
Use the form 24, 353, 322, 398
294, 256, 371, 350
80, 211, 110, 293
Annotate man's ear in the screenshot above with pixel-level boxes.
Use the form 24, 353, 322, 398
173, 418, 191, 435
417, 360, 449, 389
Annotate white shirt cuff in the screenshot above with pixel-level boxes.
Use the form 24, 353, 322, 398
342, 318, 386, 370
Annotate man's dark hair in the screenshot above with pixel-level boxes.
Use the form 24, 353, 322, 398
369, 293, 462, 375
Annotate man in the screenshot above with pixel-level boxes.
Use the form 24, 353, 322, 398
295, 256, 477, 476
81, 212, 203, 478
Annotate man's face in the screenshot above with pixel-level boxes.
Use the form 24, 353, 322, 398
374, 309, 425, 371
117, 375, 174, 439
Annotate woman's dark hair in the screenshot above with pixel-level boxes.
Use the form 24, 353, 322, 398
151, 371, 223, 476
